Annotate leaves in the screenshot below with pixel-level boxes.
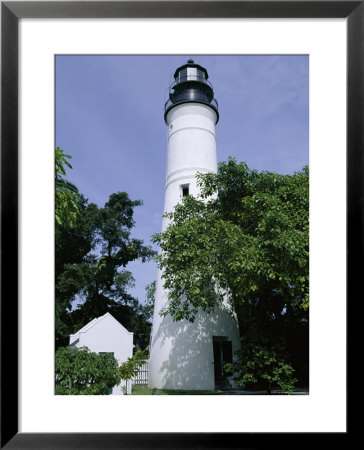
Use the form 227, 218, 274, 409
55, 147, 81, 242
157, 159, 309, 318
118, 350, 148, 385
225, 337, 297, 394
55, 149, 156, 350
55, 347, 121, 395
155, 158, 309, 387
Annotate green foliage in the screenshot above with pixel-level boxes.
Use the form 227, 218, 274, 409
224, 336, 297, 394
55, 147, 80, 242
55, 150, 156, 350
153, 159, 309, 321
55, 146, 72, 178
153, 158, 309, 386
141, 281, 156, 322
55, 347, 121, 395
118, 350, 148, 394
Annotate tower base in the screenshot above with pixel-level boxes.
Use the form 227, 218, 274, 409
148, 306, 240, 391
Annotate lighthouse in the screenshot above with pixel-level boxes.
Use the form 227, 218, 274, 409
149, 60, 241, 391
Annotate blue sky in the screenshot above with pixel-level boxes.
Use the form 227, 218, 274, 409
56, 55, 308, 306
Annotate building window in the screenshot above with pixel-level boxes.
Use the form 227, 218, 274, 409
181, 184, 189, 197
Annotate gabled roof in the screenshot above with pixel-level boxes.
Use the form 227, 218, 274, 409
69, 312, 133, 346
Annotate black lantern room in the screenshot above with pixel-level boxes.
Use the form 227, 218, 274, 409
164, 59, 219, 123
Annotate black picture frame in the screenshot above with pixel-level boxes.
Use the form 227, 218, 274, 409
1, 1, 357, 448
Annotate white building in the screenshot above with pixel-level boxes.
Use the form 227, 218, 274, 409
69, 312, 133, 394
149, 60, 241, 391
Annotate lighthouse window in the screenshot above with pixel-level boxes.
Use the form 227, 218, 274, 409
181, 184, 190, 197
178, 68, 187, 82
187, 67, 198, 80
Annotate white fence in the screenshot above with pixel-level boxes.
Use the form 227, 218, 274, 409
133, 363, 148, 385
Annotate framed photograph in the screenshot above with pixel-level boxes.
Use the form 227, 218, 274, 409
2, 1, 357, 447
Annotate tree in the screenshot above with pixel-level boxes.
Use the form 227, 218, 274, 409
55, 347, 121, 395
55, 147, 85, 343
63, 192, 156, 347
55, 147, 80, 243
225, 336, 297, 394
142, 281, 156, 323
153, 158, 309, 389
55, 149, 156, 349
126, 281, 156, 352
118, 349, 148, 394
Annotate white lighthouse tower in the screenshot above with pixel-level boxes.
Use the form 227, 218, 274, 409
149, 60, 241, 391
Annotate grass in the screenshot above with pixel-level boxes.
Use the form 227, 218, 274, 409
131, 385, 222, 395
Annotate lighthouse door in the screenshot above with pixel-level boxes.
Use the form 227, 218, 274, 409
213, 337, 232, 389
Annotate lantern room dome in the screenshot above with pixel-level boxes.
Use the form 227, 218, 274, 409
164, 60, 219, 123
